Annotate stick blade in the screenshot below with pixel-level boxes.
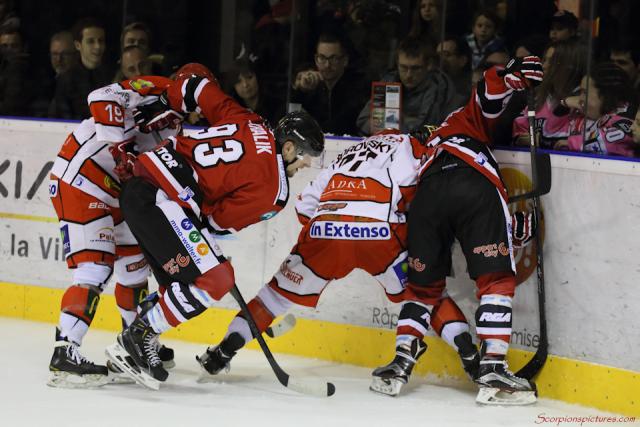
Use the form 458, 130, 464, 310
535, 152, 552, 196
287, 376, 336, 397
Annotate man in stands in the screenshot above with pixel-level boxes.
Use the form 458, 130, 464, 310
357, 36, 461, 136
50, 17, 112, 119
48, 66, 201, 388
105, 66, 325, 386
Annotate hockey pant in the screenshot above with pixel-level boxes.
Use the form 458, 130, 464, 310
50, 176, 151, 345
407, 163, 517, 357
119, 176, 235, 334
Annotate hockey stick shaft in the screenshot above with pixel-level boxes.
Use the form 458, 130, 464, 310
516, 92, 548, 379
230, 285, 336, 396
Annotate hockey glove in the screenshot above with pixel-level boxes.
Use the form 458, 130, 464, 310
109, 140, 138, 182
500, 56, 543, 91
133, 92, 184, 133
511, 210, 537, 248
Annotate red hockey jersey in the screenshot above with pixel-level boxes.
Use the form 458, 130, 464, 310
138, 80, 289, 233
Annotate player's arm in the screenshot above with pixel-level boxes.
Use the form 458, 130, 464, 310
295, 165, 334, 225
87, 84, 127, 144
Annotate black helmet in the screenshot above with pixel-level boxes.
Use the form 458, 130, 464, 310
274, 111, 325, 157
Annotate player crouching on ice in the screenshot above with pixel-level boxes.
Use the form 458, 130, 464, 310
105, 65, 325, 389
195, 129, 537, 399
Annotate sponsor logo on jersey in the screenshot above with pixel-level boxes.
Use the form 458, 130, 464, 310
392, 257, 408, 286
189, 231, 201, 243
317, 202, 348, 212
91, 227, 115, 244
408, 257, 425, 272
130, 79, 154, 91
155, 146, 179, 168
48, 180, 58, 197
60, 224, 70, 255
309, 221, 390, 240
474, 152, 488, 166
279, 261, 303, 285
126, 258, 148, 272
473, 242, 509, 258
162, 253, 191, 275
104, 175, 120, 191
170, 219, 201, 265
178, 186, 195, 202
74, 176, 84, 186
196, 243, 209, 256
260, 210, 277, 221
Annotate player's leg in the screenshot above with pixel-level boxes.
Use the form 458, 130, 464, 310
114, 177, 233, 381
197, 225, 339, 376
456, 169, 535, 403
370, 176, 454, 395
48, 178, 113, 387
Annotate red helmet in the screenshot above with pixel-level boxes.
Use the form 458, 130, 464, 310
174, 63, 217, 84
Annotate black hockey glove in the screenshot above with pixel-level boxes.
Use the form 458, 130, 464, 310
511, 210, 537, 248
133, 92, 184, 133
499, 56, 543, 91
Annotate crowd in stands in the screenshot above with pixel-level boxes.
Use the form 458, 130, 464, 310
1, 0, 639, 158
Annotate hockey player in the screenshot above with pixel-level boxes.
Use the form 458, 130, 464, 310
105, 71, 325, 386
47, 65, 210, 387
377, 56, 544, 405
196, 129, 536, 396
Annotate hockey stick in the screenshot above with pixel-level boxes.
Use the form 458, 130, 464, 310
230, 285, 336, 397
515, 92, 548, 380
508, 152, 551, 203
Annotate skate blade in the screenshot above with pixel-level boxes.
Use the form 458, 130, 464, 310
194, 355, 229, 384
105, 343, 161, 391
47, 371, 108, 389
106, 360, 136, 385
476, 387, 537, 405
369, 377, 403, 397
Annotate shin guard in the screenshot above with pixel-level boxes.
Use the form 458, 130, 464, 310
395, 301, 432, 348
59, 285, 101, 345
114, 282, 149, 328
475, 294, 513, 357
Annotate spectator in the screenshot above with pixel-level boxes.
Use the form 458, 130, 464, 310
437, 35, 472, 101
357, 37, 460, 135
50, 17, 112, 119
466, 10, 505, 70
512, 39, 587, 148
555, 62, 636, 157
630, 108, 640, 146
471, 49, 510, 86
223, 60, 285, 127
0, 28, 32, 115
49, 31, 77, 76
513, 34, 548, 58
549, 10, 578, 43
610, 40, 640, 95
112, 46, 152, 82
290, 32, 368, 135
120, 21, 151, 54
409, 0, 442, 46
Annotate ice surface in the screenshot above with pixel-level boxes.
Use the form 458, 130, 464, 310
0, 318, 618, 427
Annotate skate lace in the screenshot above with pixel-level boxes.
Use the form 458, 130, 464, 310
66, 344, 93, 366
143, 333, 162, 367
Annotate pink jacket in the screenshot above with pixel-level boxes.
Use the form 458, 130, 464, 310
566, 112, 636, 157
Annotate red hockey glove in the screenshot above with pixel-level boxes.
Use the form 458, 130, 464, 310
109, 140, 138, 182
500, 56, 543, 91
511, 210, 537, 248
133, 92, 184, 133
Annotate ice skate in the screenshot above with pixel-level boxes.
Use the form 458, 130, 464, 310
137, 292, 175, 369
48, 329, 108, 388
475, 359, 537, 405
196, 333, 244, 382
370, 339, 427, 396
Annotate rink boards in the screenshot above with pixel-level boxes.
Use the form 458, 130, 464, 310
0, 118, 638, 416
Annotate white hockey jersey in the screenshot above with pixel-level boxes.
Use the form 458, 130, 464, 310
296, 132, 423, 223
51, 77, 178, 207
